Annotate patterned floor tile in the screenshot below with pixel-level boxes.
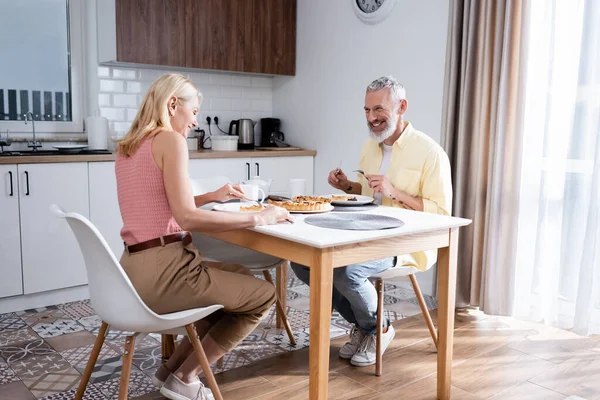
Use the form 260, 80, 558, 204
0, 381, 36, 400
213, 350, 253, 374
57, 300, 96, 320
87, 355, 123, 384
78, 315, 103, 331
39, 384, 107, 399
16, 308, 84, 339
46, 330, 97, 353
10, 353, 71, 379
20, 365, 81, 399
235, 339, 287, 363
0, 339, 54, 363
106, 335, 160, 355
30, 320, 85, 339
132, 346, 162, 372
0, 313, 28, 332
93, 371, 155, 400
265, 329, 310, 351
0, 327, 40, 347
61, 343, 119, 372
16, 307, 64, 325
0, 359, 19, 385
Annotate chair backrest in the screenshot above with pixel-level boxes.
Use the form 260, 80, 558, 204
191, 176, 232, 196
50, 204, 161, 331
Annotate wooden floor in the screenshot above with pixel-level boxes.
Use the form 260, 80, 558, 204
140, 310, 600, 400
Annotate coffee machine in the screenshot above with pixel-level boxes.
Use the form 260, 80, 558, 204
260, 118, 286, 147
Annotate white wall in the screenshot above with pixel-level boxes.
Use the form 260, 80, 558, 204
273, 0, 450, 195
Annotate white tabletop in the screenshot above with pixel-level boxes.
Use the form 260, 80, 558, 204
205, 204, 471, 249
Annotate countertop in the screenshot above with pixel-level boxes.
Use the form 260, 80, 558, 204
0, 148, 317, 165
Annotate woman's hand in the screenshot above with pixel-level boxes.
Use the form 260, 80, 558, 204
211, 183, 247, 203
256, 205, 294, 225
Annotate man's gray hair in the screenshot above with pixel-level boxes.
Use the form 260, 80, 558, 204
366, 76, 406, 103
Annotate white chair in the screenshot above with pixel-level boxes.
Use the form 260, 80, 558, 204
372, 266, 438, 376
50, 204, 224, 400
189, 176, 296, 346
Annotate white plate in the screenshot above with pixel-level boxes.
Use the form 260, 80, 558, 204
212, 202, 264, 214
53, 145, 89, 153
325, 194, 374, 206
288, 204, 334, 214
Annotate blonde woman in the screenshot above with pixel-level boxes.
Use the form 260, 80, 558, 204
115, 73, 290, 400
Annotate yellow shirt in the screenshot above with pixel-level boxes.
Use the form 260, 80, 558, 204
358, 122, 453, 271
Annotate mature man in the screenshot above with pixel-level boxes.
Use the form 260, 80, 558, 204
291, 76, 452, 367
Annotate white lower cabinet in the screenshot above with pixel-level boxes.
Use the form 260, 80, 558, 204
188, 157, 252, 184
0, 165, 23, 298
89, 162, 123, 258
18, 163, 89, 294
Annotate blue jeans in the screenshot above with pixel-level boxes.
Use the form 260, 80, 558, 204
290, 257, 395, 336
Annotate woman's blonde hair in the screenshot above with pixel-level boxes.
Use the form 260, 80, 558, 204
116, 73, 201, 156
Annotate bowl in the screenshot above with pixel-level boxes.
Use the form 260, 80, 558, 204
211, 135, 238, 151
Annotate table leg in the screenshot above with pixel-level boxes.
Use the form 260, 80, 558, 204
309, 249, 334, 400
437, 228, 459, 400
276, 261, 289, 329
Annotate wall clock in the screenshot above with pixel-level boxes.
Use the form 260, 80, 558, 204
353, 0, 398, 25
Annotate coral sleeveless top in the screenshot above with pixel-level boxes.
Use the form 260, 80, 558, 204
115, 137, 182, 245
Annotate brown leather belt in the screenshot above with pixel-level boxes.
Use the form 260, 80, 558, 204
125, 232, 192, 254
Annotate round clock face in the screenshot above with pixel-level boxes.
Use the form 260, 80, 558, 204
356, 0, 384, 14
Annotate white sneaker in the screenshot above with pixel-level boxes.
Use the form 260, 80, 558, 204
350, 324, 395, 367
339, 325, 366, 359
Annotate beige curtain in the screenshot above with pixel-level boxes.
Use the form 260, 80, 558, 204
441, 0, 528, 314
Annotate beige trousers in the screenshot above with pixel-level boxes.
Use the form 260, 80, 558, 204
120, 239, 276, 352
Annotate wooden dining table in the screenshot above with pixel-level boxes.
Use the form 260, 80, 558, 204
198, 205, 471, 399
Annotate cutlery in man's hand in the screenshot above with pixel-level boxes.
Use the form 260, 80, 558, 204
353, 169, 368, 180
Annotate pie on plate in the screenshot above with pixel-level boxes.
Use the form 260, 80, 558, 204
267, 195, 333, 212
240, 204, 265, 212
331, 195, 357, 201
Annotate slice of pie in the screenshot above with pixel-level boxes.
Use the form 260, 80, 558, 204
267, 195, 332, 212
240, 204, 265, 212
331, 195, 357, 201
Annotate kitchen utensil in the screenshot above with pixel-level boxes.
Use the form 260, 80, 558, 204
228, 119, 255, 150
327, 194, 375, 206
86, 116, 109, 150
240, 184, 265, 203
242, 176, 272, 197
53, 145, 89, 153
260, 118, 286, 147
353, 169, 368, 179
186, 137, 198, 151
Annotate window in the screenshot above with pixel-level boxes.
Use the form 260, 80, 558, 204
0, 0, 84, 133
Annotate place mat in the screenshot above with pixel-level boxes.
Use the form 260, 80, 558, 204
304, 213, 404, 230
332, 204, 378, 212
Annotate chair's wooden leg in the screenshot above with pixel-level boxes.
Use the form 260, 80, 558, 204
275, 261, 288, 329
161, 334, 176, 364
263, 270, 297, 345
375, 279, 384, 377
185, 324, 224, 400
409, 274, 438, 349
118, 335, 136, 400
74, 322, 109, 400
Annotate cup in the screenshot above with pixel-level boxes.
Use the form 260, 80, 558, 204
186, 137, 198, 151
240, 184, 265, 202
289, 178, 306, 198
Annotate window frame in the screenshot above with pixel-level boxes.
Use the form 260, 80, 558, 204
0, 0, 85, 134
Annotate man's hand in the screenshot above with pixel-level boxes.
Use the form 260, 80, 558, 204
328, 168, 350, 191
366, 174, 397, 199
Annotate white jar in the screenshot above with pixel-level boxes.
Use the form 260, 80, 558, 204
211, 135, 238, 151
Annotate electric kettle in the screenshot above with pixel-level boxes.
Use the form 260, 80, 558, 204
228, 119, 254, 150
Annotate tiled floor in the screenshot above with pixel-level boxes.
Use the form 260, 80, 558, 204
0, 266, 431, 399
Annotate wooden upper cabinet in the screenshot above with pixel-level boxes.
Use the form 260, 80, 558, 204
185, 0, 297, 75
100, 0, 296, 75
115, 0, 186, 67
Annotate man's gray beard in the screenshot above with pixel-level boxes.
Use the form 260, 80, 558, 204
368, 112, 398, 143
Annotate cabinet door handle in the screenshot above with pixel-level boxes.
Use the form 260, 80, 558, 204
246, 162, 250, 180
255, 162, 259, 176
24, 171, 29, 196
8, 171, 13, 196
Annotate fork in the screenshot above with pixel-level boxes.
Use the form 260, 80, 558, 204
353, 169, 368, 179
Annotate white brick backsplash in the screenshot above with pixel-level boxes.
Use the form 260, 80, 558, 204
231, 75, 252, 86
210, 74, 231, 85
100, 107, 125, 121
127, 108, 138, 121
98, 94, 111, 106
210, 98, 231, 110
232, 99, 252, 111
112, 68, 137, 80
126, 82, 142, 93
242, 87, 270, 99
221, 86, 242, 98
98, 66, 110, 77
251, 77, 272, 88
100, 80, 125, 93
113, 94, 138, 107
252, 100, 271, 111
98, 66, 272, 132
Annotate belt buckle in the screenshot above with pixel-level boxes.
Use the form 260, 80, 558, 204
160, 236, 166, 247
